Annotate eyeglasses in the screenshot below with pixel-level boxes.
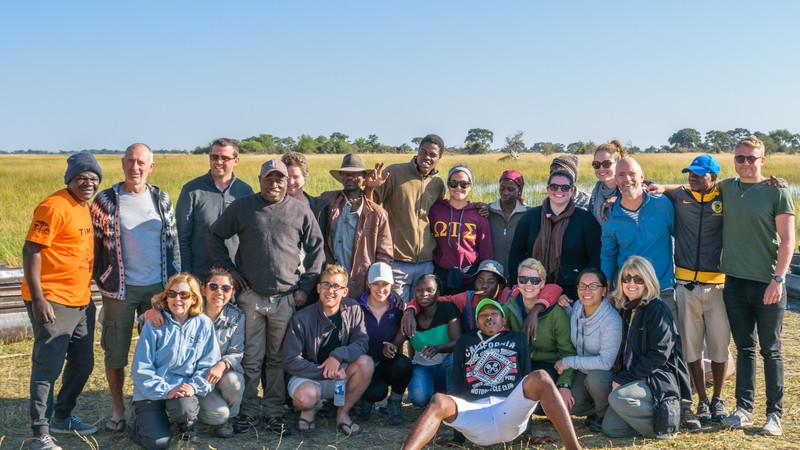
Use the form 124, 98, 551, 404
210, 154, 237, 162
208, 283, 233, 293
592, 160, 613, 169
73, 176, 100, 184
734, 155, 761, 164
319, 281, 346, 292
577, 282, 604, 291
518, 275, 542, 285
448, 180, 471, 189
167, 290, 195, 300
621, 274, 645, 285
547, 183, 572, 192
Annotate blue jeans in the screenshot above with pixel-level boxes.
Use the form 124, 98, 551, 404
407, 354, 452, 407
391, 260, 435, 303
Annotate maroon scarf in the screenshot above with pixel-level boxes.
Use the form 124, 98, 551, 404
531, 198, 576, 283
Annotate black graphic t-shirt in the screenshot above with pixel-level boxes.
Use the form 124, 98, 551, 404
451, 330, 531, 401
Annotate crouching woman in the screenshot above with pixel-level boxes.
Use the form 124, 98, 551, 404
131, 273, 220, 450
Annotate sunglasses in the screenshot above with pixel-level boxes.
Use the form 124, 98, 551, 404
208, 283, 233, 293
448, 180, 471, 189
621, 274, 645, 285
734, 155, 761, 164
167, 290, 195, 300
592, 160, 613, 169
319, 281, 346, 292
577, 282, 604, 291
210, 154, 237, 162
518, 275, 542, 285
547, 183, 572, 192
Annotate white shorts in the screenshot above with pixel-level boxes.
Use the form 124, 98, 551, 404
444, 376, 539, 446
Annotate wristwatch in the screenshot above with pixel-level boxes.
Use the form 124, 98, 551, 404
772, 274, 785, 284
557, 383, 570, 389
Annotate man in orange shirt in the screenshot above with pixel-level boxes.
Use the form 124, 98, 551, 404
22, 152, 102, 450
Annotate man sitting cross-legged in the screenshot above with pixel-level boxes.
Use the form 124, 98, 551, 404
402, 299, 582, 450
281, 264, 374, 436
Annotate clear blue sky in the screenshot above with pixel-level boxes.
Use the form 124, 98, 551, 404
1, 1, 798, 151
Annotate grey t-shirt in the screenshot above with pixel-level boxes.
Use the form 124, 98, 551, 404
120, 190, 163, 286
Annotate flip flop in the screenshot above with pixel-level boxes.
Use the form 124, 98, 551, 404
297, 417, 316, 434
104, 417, 126, 432
336, 420, 363, 437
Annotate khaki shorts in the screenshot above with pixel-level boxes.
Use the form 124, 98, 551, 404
675, 282, 730, 363
100, 283, 162, 369
287, 369, 347, 401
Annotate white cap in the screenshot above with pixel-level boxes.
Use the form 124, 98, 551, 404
368, 262, 394, 285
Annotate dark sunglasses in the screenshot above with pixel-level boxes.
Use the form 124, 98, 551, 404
547, 183, 572, 192
210, 154, 237, 162
448, 180, 471, 189
621, 274, 645, 285
208, 283, 233, 293
592, 160, 613, 169
518, 275, 542, 285
734, 155, 761, 164
167, 290, 194, 300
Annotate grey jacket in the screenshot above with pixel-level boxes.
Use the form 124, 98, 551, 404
175, 172, 253, 279
562, 298, 622, 372
487, 199, 529, 279
281, 299, 369, 380
211, 303, 245, 374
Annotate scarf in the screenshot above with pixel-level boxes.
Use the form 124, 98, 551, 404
500, 170, 526, 205
590, 180, 618, 221
531, 197, 576, 283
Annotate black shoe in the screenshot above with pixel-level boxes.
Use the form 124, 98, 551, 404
696, 399, 712, 423
355, 400, 373, 422
681, 407, 702, 431
264, 416, 292, 436
233, 415, 256, 434
584, 416, 603, 432
176, 424, 198, 443
387, 398, 404, 426
709, 397, 729, 423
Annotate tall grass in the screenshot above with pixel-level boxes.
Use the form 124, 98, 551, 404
2, 152, 800, 266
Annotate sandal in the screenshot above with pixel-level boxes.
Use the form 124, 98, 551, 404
104, 417, 126, 432
336, 420, 363, 437
526, 434, 557, 445
297, 417, 316, 434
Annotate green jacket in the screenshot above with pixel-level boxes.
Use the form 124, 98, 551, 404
504, 298, 576, 386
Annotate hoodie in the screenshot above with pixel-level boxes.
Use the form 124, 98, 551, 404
429, 200, 494, 277
561, 299, 622, 372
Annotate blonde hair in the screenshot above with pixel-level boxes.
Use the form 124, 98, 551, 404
154, 273, 204, 316
735, 135, 765, 154
612, 256, 660, 309
594, 140, 626, 161
321, 264, 349, 285
517, 258, 546, 280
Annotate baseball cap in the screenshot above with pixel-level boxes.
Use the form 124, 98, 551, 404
260, 159, 288, 177
475, 298, 506, 320
473, 259, 506, 285
682, 154, 720, 176
367, 262, 394, 285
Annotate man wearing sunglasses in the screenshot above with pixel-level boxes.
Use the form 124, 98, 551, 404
175, 138, 253, 281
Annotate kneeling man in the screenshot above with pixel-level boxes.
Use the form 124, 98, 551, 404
281, 264, 374, 436
403, 299, 581, 450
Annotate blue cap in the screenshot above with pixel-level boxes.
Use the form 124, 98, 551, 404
681, 154, 720, 176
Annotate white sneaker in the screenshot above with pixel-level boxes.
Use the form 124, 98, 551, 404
30, 434, 62, 450
760, 413, 782, 436
721, 407, 753, 429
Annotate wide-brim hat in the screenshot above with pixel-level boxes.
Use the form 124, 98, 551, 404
330, 153, 369, 181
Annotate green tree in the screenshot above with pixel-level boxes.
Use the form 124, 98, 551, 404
704, 130, 734, 153
566, 141, 596, 154
411, 137, 423, 147
727, 128, 751, 144
531, 142, 563, 156
295, 135, 317, 154
503, 131, 526, 154
668, 128, 702, 150
464, 128, 494, 154
769, 129, 794, 152
753, 131, 777, 153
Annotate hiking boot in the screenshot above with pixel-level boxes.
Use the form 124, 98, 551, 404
233, 415, 256, 434
216, 420, 234, 438
695, 399, 711, 423
709, 397, 728, 423
50, 415, 98, 436
30, 434, 62, 450
387, 397, 404, 426
721, 407, 753, 429
681, 407, 701, 431
355, 400, 373, 422
177, 425, 199, 443
264, 416, 292, 436
584, 415, 603, 433
760, 413, 782, 436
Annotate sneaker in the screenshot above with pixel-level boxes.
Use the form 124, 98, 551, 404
176, 425, 199, 443
721, 407, 753, 429
681, 407, 701, 431
264, 416, 292, 436
695, 399, 711, 423
30, 434, 62, 450
50, 415, 98, 436
709, 397, 728, 423
216, 420, 234, 438
387, 398, 404, 426
233, 415, 256, 434
760, 413, 782, 436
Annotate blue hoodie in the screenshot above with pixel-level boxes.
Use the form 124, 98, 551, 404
132, 310, 220, 401
600, 191, 675, 291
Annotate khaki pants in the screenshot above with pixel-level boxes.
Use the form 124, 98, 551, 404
675, 282, 730, 363
198, 370, 244, 426
237, 290, 294, 418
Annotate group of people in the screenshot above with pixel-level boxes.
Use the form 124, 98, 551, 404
20, 133, 793, 450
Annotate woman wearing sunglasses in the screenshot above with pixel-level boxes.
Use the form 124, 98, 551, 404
131, 273, 220, 450
589, 140, 626, 222
554, 268, 622, 432
509, 170, 600, 299
602, 256, 691, 439
429, 165, 494, 294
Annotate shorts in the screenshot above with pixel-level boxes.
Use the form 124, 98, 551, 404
445, 376, 539, 446
675, 282, 730, 363
287, 365, 349, 401
101, 283, 162, 369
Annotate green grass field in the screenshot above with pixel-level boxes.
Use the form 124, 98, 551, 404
2, 152, 799, 267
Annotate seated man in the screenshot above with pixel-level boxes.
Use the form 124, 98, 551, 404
402, 299, 582, 450
281, 264, 374, 436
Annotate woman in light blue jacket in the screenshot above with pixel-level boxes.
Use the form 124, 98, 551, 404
131, 273, 220, 450
555, 268, 622, 431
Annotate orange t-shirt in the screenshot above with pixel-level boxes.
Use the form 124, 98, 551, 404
21, 189, 94, 307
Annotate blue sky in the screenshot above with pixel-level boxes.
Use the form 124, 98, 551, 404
1, 1, 798, 151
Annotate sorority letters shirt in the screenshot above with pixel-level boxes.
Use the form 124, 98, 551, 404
451, 330, 531, 401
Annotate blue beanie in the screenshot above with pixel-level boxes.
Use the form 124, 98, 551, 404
64, 152, 103, 185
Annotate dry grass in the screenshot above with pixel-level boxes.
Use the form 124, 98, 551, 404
0, 310, 798, 449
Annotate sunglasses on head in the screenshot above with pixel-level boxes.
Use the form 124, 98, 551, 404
592, 160, 613, 169
448, 180, 471, 189
547, 183, 572, 192
167, 290, 194, 300
621, 274, 645, 285
208, 283, 233, 293
734, 155, 761, 164
518, 275, 542, 285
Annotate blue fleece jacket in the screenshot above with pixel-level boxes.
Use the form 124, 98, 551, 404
132, 310, 220, 401
600, 192, 675, 291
